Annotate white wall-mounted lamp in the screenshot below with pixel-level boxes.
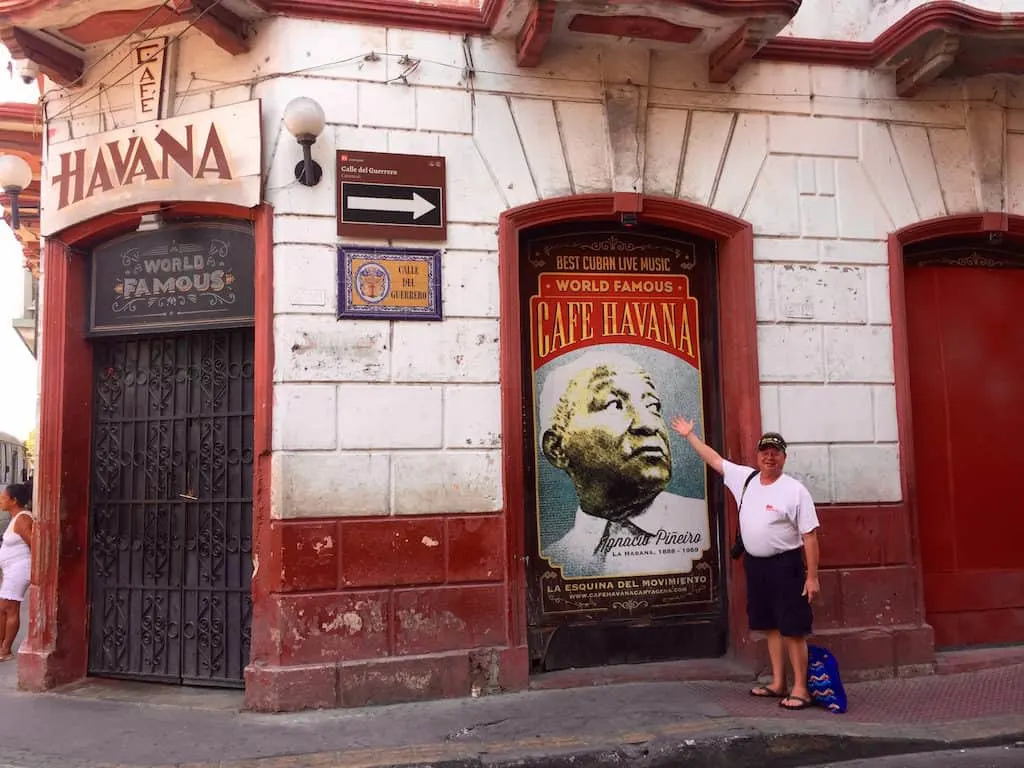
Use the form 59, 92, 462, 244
283, 97, 326, 187
0, 154, 32, 229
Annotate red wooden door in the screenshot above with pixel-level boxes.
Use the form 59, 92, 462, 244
905, 252, 1024, 648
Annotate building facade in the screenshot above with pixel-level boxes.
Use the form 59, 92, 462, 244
2, 0, 1023, 711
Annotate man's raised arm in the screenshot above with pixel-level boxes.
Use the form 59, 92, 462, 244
671, 417, 725, 475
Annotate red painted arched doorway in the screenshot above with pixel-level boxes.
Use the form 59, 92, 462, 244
891, 213, 1024, 649
498, 193, 762, 676
18, 202, 275, 692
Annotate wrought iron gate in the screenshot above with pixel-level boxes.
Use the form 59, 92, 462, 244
88, 329, 254, 687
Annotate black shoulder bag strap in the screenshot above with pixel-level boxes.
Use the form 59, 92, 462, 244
729, 470, 760, 560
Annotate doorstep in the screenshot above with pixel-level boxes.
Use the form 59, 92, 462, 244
936, 645, 1024, 675
49, 674, 245, 711
528, 656, 754, 690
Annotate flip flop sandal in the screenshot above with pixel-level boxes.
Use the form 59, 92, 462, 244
779, 695, 812, 710
750, 685, 786, 698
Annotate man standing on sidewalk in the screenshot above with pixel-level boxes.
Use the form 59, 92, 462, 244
671, 418, 821, 711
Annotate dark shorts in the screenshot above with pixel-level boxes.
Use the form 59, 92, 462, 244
744, 547, 813, 637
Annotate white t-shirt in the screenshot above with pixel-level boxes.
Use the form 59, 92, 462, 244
722, 459, 819, 558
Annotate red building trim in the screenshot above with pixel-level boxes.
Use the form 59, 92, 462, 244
56, 2, 249, 54
250, 0, 504, 33
516, 0, 555, 68
0, 102, 41, 123
566, 15, 703, 45
497, 193, 762, 668
756, 1, 1024, 68
0, 0, 799, 31
0, 101, 43, 273
58, 6, 180, 44
18, 236, 92, 689
258, 0, 803, 28
17, 202, 274, 692
8, 0, 1024, 88
0, 26, 82, 85
248, 204, 277, 669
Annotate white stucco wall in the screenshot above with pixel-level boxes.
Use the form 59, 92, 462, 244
38, 12, 1024, 516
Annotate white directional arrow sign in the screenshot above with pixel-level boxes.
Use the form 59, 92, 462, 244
348, 192, 437, 220
336, 151, 446, 240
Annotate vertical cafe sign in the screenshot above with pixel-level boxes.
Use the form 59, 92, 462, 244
131, 37, 168, 121
525, 233, 717, 618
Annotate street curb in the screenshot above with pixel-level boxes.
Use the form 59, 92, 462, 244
369, 729, 1024, 768
1, 714, 1022, 768
1, 730, 1023, 768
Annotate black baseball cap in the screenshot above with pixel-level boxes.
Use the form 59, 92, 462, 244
757, 432, 787, 453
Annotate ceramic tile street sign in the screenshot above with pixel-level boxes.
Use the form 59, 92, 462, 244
337, 245, 442, 321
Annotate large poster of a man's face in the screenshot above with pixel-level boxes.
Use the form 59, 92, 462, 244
535, 344, 710, 579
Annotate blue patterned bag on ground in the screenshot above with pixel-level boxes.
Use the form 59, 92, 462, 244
807, 644, 847, 713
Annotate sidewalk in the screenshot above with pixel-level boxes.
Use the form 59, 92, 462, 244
0, 649, 1022, 768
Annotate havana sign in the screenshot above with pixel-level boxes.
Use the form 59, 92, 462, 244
41, 100, 262, 236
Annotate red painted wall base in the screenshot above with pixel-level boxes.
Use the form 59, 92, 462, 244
246, 647, 530, 712
240, 496, 935, 711
809, 503, 935, 677
243, 512, 525, 711
17, 647, 61, 691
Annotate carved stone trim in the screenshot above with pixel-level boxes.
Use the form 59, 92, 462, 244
516, 0, 556, 68
906, 248, 1024, 269
169, 0, 250, 55
0, 26, 82, 86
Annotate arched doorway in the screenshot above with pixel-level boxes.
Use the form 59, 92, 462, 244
497, 194, 762, 674
18, 203, 273, 692
892, 214, 1024, 649
85, 220, 257, 685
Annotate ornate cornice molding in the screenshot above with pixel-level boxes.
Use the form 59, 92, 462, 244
0, 26, 82, 85
3, 0, 798, 43
756, 1, 1024, 87
0, 100, 42, 273
515, 0, 554, 67
254, 0, 502, 33
0, 0, 67, 23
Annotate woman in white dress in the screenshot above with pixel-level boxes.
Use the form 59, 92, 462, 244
0, 483, 32, 661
